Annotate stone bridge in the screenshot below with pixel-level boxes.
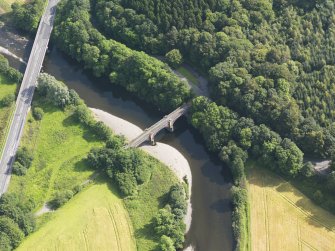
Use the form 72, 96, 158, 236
127, 103, 191, 148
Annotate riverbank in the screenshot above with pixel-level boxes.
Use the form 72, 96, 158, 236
90, 107, 193, 232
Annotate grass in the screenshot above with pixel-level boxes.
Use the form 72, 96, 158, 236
0, 73, 16, 154
125, 156, 179, 250
247, 166, 335, 251
16, 180, 136, 251
8, 101, 103, 209
9, 97, 181, 250
177, 65, 198, 85
0, 0, 28, 14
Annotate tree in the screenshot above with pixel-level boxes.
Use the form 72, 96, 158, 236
0, 216, 24, 248
165, 49, 183, 68
159, 235, 176, 251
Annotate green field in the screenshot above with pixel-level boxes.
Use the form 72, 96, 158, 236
8, 102, 103, 209
16, 181, 136, 251
0, 74, 16, 154
248, 166, 335, 251
9, 96, 181, 250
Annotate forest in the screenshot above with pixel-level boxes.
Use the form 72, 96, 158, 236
92, 0, 335, 158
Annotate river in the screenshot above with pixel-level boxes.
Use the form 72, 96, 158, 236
0, 25, 233, 251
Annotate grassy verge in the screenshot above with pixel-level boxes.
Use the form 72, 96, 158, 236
16, 179, 136, 251
247, 165, 335, 250
0, 74, 16, 154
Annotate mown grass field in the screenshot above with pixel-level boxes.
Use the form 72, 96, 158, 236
248, 166, 335, 251
8, 102, 103, 208
16, 181, 136, 251
0, 74, 16, 154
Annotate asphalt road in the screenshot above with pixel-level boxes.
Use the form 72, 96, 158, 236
0, 0, 59, 195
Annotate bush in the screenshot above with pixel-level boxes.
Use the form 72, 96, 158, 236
159, 235, 176, 251
115, 172, 138, 197
32, 107, 44, 120
166, 49, 183, 69
300, 161, 315, 178
0, 216, 24, 248
50, 190, 74, 209
231, 186, 249, 251
1, 94, 15, 107
168, 184, 187, 219
12, 162, 27, 176
15, 147, 34, 169
313, 190, 323, 203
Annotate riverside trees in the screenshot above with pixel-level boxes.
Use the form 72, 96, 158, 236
53, 0, 191, 112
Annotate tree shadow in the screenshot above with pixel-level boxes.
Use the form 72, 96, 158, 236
210, 198, 232, 213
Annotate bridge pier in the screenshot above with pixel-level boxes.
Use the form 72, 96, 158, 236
167, 119, 174, 132
149, 133, 156, 146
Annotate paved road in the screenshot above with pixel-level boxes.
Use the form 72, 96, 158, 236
128, 103, 191, 148
0, 0, 59, 195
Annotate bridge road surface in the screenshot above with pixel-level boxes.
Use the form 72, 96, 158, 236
0, 0, 59, 195
128, 103, 191, 148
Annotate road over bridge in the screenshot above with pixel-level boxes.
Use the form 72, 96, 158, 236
127, 103, 191, 148
0, 0, 59, 195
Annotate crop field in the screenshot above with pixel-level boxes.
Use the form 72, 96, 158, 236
16, 181, 136, 251
248, 167, 335, 251
0, 74, 16, 153
8, 103, 102, 208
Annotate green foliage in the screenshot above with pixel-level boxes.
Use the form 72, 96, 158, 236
12, 162, 27, 176
1, 94, 15, 107
159, 235, 175, 251
0, 216, 24, 249
231, 186, 249, 251
37, 73, 71, 108
153, 207, 185, 249
87, 147, 153, 196
15, 147, 34, 169
32, 107, 44, 120
0, 193, 35, 249
11, 0, 45, 33
166, 49, 183, 69
190, 96, 304, 178
49, 190, 74, 209
0, 55, 22, 83
54, 0, 191, 112
12, 146, 34, 177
